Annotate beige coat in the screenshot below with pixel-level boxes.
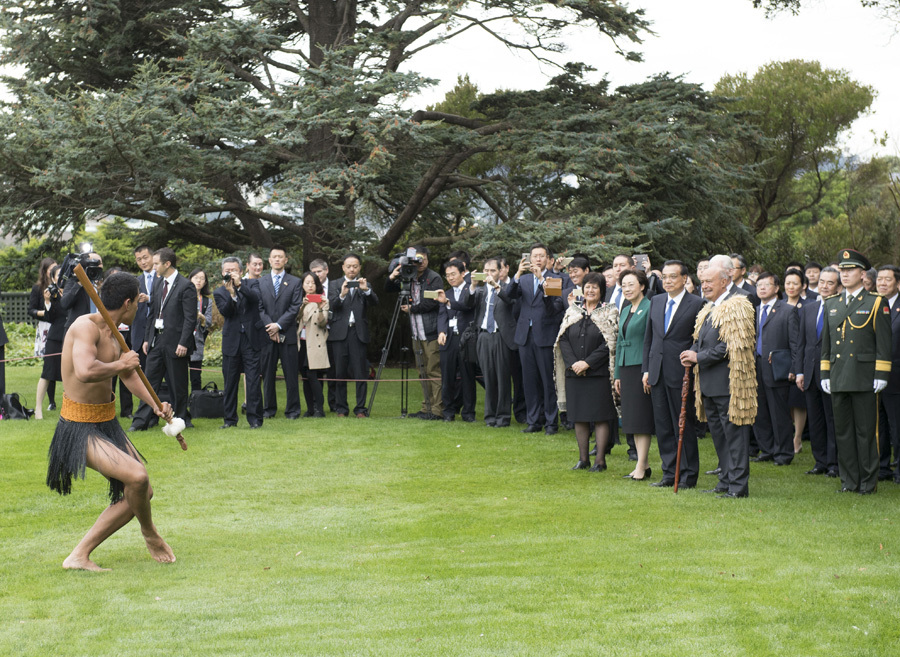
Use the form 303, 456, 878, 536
297, 299, 330, 370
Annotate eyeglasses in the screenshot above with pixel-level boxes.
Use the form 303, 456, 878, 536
660, 274, 683, 281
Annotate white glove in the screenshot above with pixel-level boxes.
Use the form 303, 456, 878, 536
874, 380, 888, 394
821, 379, 831, 395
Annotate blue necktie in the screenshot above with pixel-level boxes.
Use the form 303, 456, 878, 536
273, 274, 282, 299
613, 287, 622, 309
816, 303, 823, 340
664, 298, 675, 333
146, 273, 153, 294
486, 289, 496, 333
756, 304, 769, 356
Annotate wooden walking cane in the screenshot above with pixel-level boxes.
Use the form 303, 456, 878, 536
73, 264, 188, 450
673, 365, 692, 494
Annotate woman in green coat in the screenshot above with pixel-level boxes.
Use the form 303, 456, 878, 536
614, 270, 655, 481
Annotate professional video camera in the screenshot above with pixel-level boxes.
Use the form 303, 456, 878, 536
57, 244, 103, 291
389, 247, 424, 285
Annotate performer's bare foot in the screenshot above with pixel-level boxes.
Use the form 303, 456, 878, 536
63, 553, 111, 572
143, 531, 176, 563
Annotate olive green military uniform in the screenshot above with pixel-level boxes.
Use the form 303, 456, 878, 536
820, 288, 892, 493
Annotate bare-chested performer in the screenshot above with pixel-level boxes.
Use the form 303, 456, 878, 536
46, 272, 176, 571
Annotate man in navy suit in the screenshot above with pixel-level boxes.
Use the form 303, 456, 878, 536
130, 247, 197, 430
751, 272, 801, 465
797, 266, 841, 477
642, 260, 706, 488
132, 245, 155, 360
214, 257, 264, 429
258, 246, 303, 419
875, 265, 900, 482
500, 243, 565, 434
437, 259, 477, 422
328, 253, 378, 418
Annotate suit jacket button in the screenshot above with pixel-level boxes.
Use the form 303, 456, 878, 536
837, 354, 841, 358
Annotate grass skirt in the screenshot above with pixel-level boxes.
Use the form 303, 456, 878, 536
47, 401, 144, 503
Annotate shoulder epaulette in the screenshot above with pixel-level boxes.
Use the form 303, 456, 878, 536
825, 293, 841, 300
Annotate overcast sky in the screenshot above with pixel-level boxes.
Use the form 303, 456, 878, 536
410, 0, 900, 159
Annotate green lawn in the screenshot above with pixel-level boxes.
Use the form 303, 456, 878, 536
1, 364, 898, 656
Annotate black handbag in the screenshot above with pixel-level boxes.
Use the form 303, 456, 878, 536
459, 323, 479, 365
1, 393, 34, 420
769, 349, 793, 382
188, 382, 225, 418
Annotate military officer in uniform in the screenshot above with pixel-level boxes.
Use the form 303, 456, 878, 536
820, 249, 892, 495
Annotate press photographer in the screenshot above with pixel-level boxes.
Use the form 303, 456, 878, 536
386, 246, 443, 420
59, 247, 104, 332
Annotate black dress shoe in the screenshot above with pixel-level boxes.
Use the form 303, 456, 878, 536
571, 460, 591, 470
544, 426, 558, 435
564, 422, 575, 431
703, 487, 728, 494
312, 411, 326, 418
589, 462, 607, 472
631, 468, 652, 482
241, 403, 247, 415
127, 424, 146, 432
285, 413, 300, 420
877, 473, 894, 481
894, 476, 900, 485
521, 425, 543, 434
249, 423, 262, 429
262, 412, 276, 419
650, 479, 675, 487
858, 489, 876, 495
836, 487, 857, 493
628, 450, 638, 462
678, 482, 697, 489
427, 413, 442, 420
462, 417, 476, 423
303, 410, 314, 418
806, 467, 827, 475
443, 416, 454, 422
494, 421, 510, 428
705, 467, 722, 475
589, 447, 598, 456
751, 455, 774, 462
183, 421, 195, 429
774, 460, 791, 466
717, 492, 748, 498
825, 469, 839, 478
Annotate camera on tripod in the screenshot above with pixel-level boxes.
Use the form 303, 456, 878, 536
390, 247, 424, 288
57, 244, 103, 291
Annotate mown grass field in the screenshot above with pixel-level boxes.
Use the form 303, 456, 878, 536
1, 364, 898, 656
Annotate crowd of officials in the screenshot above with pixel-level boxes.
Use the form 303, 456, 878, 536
15, 241, 900, 497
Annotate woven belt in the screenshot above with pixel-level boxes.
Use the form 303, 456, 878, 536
61, 394, 117, 423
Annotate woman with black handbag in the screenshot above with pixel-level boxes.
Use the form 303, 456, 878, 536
31, 264, 65, 419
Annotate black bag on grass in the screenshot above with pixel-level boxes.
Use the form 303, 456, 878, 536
189, 382, 224, 418
1, 393, 34, 420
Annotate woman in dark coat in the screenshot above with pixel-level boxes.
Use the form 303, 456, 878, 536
554, 272, 619, 471
30, 264, 65, 419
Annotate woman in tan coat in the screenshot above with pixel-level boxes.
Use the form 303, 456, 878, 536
297, 271, 330, 417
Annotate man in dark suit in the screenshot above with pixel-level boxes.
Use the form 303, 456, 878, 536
751, 272, 801, 466
130, 247, 197, 430
457, 258, 516, 427
797, 266, 841, 477
875, 265, 900, 482
258, 246, 303, 419
61, 252, 104, 331
132, 245, 155, 360
730, 253, 757, 295
642, 260, 706, 488
328, 253, 378, 418
436, 259, 477, 423
214, 257, 264, 429
501, 243, 565, 434
681, 259, 757, 498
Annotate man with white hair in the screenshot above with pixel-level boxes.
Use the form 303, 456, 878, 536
681, 260, 757, 498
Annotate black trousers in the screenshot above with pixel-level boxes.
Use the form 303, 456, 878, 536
262, 338, 301, 417
332, 330, 369, 416
223, 333, 263, 426
878, 392, 900, 478
326, 341, 337, 412
440, 333, 476, 420
134, 343, 191, 426
519, 330, 558, 429
805, 377, 837, 471
476, 331, 511, 425
110, 329, 134, 417
703, 394, 750, 496
299, 340, 325, 413
190, 361, 203, 392
509, 346, 527, 424
651, 382, 698, 485
753, 356, 793, 464
0, 345, 5, 401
